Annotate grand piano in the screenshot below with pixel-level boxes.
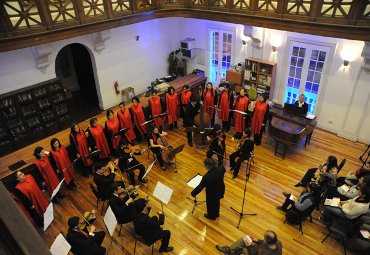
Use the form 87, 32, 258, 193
269, 103, 317, 159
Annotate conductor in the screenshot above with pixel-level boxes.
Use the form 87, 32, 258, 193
191, 158, 226, 220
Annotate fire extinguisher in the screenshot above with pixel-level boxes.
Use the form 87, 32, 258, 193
114, 81, 120, 95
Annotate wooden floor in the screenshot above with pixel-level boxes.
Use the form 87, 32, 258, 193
13, 112, 367, 255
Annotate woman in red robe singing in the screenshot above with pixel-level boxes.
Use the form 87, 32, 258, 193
33, 146, 60, 198
149, 91, 164, 130
14, 171, 49, 219
233, 88, 249, 135
50, 138, 77, 190
202, 82, 218, 127
166, 86, 179, 130
117, 102, 136, 144
180, 84, 192, 120
251, 94, 269, 146
218, 83, 234, 132
131, 96, 147, 139
105, 110, 121, 151
70, 123, 92, 177
87, 118, 111, 159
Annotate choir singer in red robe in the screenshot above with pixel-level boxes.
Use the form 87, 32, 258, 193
202, 82, 218, 127
180, 84, 192, 121
251, 94, 269, 146
117, 102, 136, 144
70, 123, 93, 177
50, 138, 77, 190
166, 86, 179, 130
218, 83, 234, 132
131, 97, 147, 140
149, 91, 164, 130
87, 118, 111, 160
105, 110, 121, 151
233, 88, 249, 136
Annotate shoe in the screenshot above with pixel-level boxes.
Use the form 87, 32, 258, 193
294, 182, 302, 187
204, 213, 216, 220
276, 206, 286, 212
282, 192, 289, 197
139, 177, 148, 184
188, 142, 193, 147
159, 246, 173, 252
232, 174, 238, 179
215, 244, 230, 254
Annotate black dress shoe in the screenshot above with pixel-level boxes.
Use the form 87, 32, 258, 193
204, 213, 216, 220
159, 246, 173, 253
276, 206, 286, 212
294, 182, 302, 187
215, 244, 230, 254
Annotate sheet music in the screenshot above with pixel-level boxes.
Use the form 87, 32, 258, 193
51, 178, 65, 200
306, 114, 315, 119
340, 184, 350, 193
103, 206, 117, 237
324, 198, 340, 207
44, 203, 54, 231
187, 174, 203, 189
153, 181, 173, 205
50, 233, 71, 255
360, 230, 370, 239
143, 160, 156, 179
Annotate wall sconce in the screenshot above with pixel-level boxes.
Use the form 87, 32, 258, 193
272, 46, 277, 53
343, 60, 349, 66
242, 40, 247, 46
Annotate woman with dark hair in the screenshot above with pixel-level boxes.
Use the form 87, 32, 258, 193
69, 123, 92, 177
117, 102, 136, 144
166, 86, 179, 130
217, 83, 234, 132
148, 125, 167, 169
87, 118, 110, 159
295, 156, 338, 188
251, 94, 269, 145
180, 84, 192, 119
149, 91, 164, 130
105, 110, 121, 150
131, 96, 147, 138
233, 88, 249, 136
33, 146, 60, 196
202, 82, 218, 127
50, 138, 76, 189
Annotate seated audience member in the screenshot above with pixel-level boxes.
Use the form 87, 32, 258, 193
277, 183, 320, 213
109, 182, 146, 224
295, 155, 338, 188
335, 175, 370, 200
324, 187, 370, 222
347, 215, 370, 253
133, 199, 173, 253
338, 161, 370, 187
216, 230, 282, 255
93, 161, 116, 200
66, 216, 106, 255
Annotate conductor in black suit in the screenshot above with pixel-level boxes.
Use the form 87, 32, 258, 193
191, 158, 226, 220
183, 95, 200, 147
66, 216, 106, 255
294, 94, 309, 115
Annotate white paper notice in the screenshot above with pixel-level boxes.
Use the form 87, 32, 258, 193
50, 233, 71, 255
104, 206, 117, 237
51, 178, 65, 200
143, 160, 156, 179
44, 203, 54, 231
153, 181, 173, 205
187, 174, 203, 189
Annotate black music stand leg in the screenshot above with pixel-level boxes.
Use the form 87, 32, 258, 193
360, 145, 370, 163
187, 196, 206, 214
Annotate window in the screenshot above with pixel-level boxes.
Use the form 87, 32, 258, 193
284, 41, 330, 114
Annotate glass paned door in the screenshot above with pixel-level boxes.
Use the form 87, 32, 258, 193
284, 41, 330, 114
209, 29, 234, 84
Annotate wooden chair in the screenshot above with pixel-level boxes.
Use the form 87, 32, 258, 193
89, 183, 108, 215
133, 232, 154, 254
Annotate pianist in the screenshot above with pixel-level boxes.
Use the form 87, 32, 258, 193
294, 94, 309, 115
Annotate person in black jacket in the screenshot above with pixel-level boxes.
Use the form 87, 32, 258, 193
206, 131, 226, 166
183, 95, 200, 147
294, 94, 309, 115
191, 158, 226, 220
229, 128, 255, 179
66, 216, 106, 255
133, 199, 173, 253
93, 162, 116, 200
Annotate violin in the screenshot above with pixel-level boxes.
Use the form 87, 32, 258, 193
102, 160, 118, 176
79, 209, 97, 230
119, 184, 139, 199
124, 144, 146, 154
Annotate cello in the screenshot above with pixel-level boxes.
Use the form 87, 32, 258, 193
158, 134, 174, 163
193, 85, 211, 146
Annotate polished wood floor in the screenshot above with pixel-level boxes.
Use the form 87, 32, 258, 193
11, 111, 367, 255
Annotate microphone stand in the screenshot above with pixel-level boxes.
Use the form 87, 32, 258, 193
230, 154, 256, 228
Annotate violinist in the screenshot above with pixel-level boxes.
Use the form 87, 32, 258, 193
202, 82, 218, 127
116, 140, 147, 185
117, 102, 137, 144
109, 182, 147, 224
229, 128, 254, 179
218, 83, 234, 132
131, 96, 147, 140
148, 125, 167, 170
183, 95, 200, 147
166, 86, 179, 130
66, 216, 106, 255
93, 162, 116, 201
149, 91, 165, 130
206, 131, 226, 166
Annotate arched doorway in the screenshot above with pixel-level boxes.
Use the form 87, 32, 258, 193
55, 43, 101, 123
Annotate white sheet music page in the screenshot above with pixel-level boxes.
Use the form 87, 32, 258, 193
153, 181, 173, 205
187, 174, 203, 189
50, 233, 71, 255
51, 178, 65, 200
44, 203, 54, 231
103, 206, 117, 237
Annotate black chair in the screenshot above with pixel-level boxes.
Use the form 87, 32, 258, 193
322, 218, 351, 255
284, 205, 315, 235
133, 232, 154, 255
337, 158, 347, 174
89, 183, 108, 216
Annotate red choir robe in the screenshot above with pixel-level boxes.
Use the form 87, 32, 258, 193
70, 129, 92, 166
203, 88, 216, 117
34, 154, 60, 195
166, 93, 179, 125
15, 174, 49, 217
117, 109, 136, 143
251, 101, 268, 135
89, 123, 111, 158
234, 96, 249, 133
218, 89, 231, 121
149, 96, 164, 128
181, 90, 192, 113
105, 116, 121, 149
50, 146, 76, 185
131, 103, 147, 135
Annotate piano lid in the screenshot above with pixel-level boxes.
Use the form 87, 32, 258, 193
269, 103, 316, 127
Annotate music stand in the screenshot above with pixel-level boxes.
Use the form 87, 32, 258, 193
186, 174, 205, 214
85, 150, 102, 159
230, 155, 256, 228
168, 144, 185, 172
